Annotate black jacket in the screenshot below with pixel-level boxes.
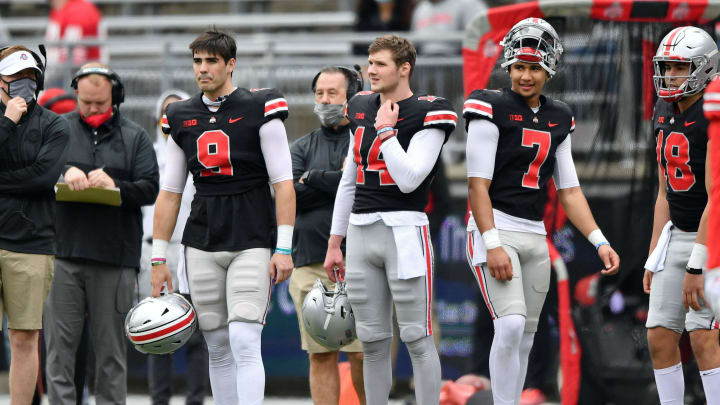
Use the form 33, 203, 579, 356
55, 110, 158, 268
0, 102, 69, 254
291, 124, 349, 268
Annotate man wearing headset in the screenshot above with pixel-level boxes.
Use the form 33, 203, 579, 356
43, 62, 159, 404
289, 66, 366, 405
0, 45, 69, 404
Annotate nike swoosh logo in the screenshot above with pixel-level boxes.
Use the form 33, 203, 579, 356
397, 118, 405, 121
229, 116, 243, 123
548, 122, 559, 127
685, 121, 696, 127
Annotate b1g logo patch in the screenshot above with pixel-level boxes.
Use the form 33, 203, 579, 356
183, 119, 198, 127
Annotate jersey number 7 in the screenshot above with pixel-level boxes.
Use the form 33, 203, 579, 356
353, 126, 396, 185
521, 128, 551, 189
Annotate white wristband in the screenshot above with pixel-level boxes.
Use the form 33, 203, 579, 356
151, 239, 169, 259
687, 243, 707, 270
276, 224, 294, 250
481, 228, 502, 250
588, 229, 609, 250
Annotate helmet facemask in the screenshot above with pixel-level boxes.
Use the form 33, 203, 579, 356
653, 56, 715, 101
501, 21, 563, 77
653, 26, 719, 102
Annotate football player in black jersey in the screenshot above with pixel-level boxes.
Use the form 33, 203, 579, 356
463, 18, 619, 405
323, 35, 457, 405
150, 30, 295, 405
643, 27, 720, 404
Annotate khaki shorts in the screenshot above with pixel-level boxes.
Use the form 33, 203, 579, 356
0, 249, 54, 330
289, 262, 363, 353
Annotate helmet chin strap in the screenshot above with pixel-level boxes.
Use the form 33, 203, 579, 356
659, 80, 689, 101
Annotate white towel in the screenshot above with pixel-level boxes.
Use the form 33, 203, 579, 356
392, 225, 428, 280
471, 230, 488, 265
176, 244, 190, 294
645, 221, 673, 273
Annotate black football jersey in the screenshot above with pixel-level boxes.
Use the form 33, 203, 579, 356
463, 88, 574, 221
653, 97, 708, 232
163, 87, 289, 251
347, 92, 457, 213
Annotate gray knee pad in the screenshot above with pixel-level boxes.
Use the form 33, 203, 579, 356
197, 310, 225, 331
405, 335, 437, 359
363, 337, 392, 361
399, 324, 427, 343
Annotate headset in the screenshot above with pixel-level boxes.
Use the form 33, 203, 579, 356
0, 45, 47, 96
71, 66, 125, 106
311, 64, 364, 101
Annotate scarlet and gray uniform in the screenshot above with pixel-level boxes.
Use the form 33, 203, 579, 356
162, 88, 290, 329
646, 97, 720, 333
463, 88, 578, 332
331, 91, 456, 343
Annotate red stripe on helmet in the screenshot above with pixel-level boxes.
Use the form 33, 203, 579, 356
664, 27, 684, 56
129, 310, 195, 343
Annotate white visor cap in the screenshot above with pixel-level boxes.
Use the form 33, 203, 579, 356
0, 51, 41, 76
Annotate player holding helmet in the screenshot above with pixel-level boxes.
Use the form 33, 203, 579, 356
151, 30, 295, 405
324, 34, 457, 405
463, 18, 619, 405
644, 26, 720, 405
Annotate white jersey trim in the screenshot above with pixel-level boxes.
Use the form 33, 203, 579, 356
463, 98, 493, 119
264, 97, 288, 117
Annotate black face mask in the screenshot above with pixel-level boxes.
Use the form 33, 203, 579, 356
2, 77, 37, 104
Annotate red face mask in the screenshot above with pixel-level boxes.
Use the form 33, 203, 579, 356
80, 106, 113, 129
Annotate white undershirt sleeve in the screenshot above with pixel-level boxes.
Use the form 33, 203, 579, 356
379, 128, 445, 193
466, 119, 500, 179
259, 118, 293, 184
329, 132, 357, 237
161, 135, 188, 193
552, 135, 580, 189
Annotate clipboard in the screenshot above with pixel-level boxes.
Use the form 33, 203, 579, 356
55, 182, 122, 206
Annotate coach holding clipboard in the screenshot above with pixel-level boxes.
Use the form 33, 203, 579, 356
43, 62, 158, 404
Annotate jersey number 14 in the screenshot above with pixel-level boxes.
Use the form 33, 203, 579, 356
353, 127, 397, 185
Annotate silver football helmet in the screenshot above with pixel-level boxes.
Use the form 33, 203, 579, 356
653, 26, 719, 101
125, 293, 198, 355
500, 18, 564, 77
302, 279, 357, 350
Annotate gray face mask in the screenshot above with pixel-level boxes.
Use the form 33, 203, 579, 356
313, 103, 346, 128
2, 77, 37, 104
